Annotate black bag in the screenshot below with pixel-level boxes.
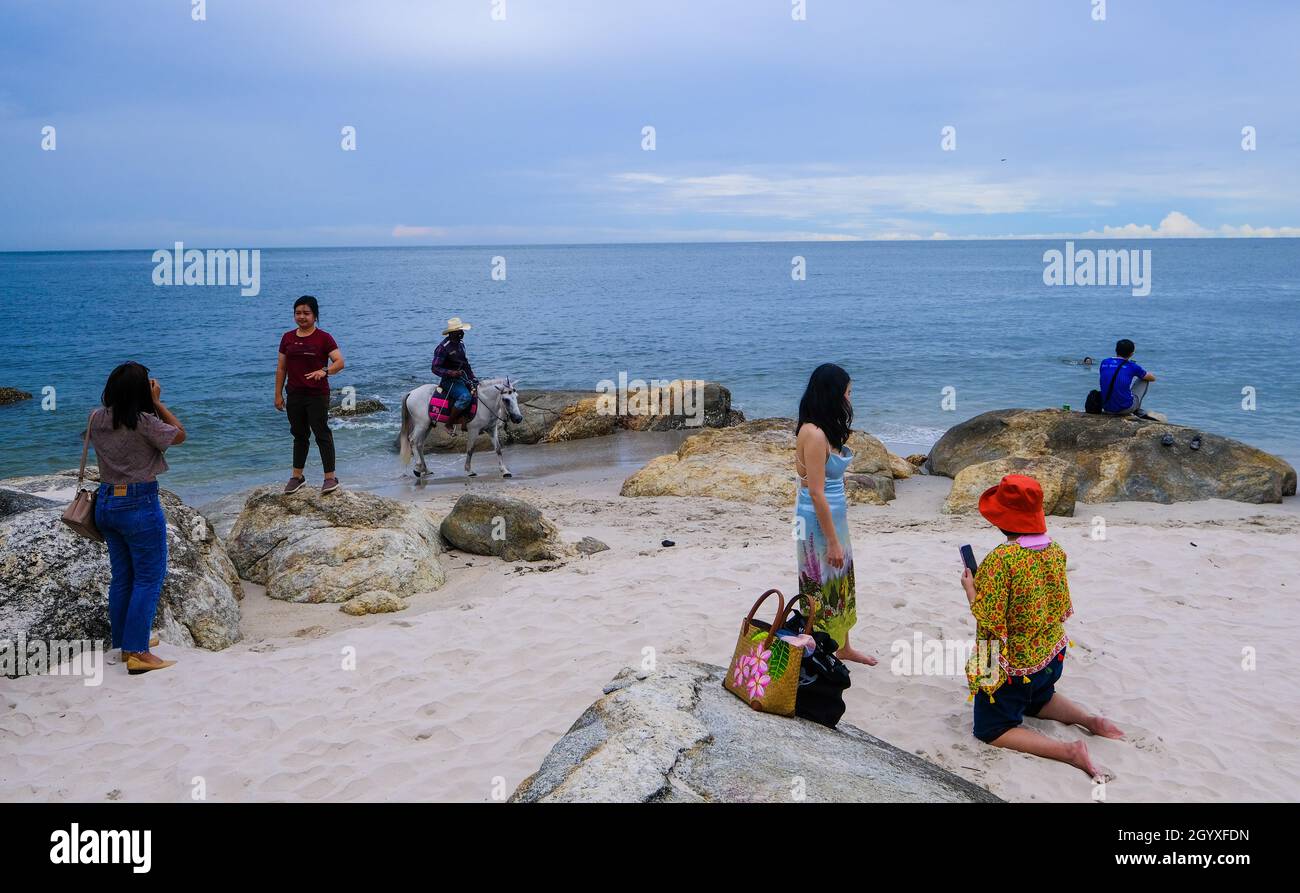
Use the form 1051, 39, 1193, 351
781, 608, 852, 728
1084, 359, 1129, 415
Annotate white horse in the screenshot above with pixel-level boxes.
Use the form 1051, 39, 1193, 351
399, 377, 525, 479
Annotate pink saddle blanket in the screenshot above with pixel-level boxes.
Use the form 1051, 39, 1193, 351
428, 390, 478, 424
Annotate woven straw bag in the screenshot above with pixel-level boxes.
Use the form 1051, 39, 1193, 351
723, 588, 816, 717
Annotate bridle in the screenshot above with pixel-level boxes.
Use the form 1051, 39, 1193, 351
472, 378, 520, 428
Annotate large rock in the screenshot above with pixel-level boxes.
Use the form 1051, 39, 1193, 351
197, 487, 258, 543
619, 380, 743, 432
339, 590, 407, 616
0, 488, 58, 520
439, 494, 562, 562
541, 397, 621, 443
418, 382, 743, 453
888, 453, 915, 479
329, 397, 386, 418
227, 488, 445, 603
511, 661, 999, 803
942, 456, 1078, 517
0, 472, 243, 657
0, 387, 33, 406
620, 417, 896, 507
928, 409, 1297, 505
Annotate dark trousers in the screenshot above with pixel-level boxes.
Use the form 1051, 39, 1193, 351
286, 391, 336, 473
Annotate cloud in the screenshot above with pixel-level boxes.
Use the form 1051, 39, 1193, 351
1093, 211, 1209, 238
1074, 212, 1299, 240
1217, 223, 1300, 238
607, 169, 1041, 218
392, 225, 448, 239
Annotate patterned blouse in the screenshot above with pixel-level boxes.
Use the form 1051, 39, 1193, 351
964, 541, 1073, 699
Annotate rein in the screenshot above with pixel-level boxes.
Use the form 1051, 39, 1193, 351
472, 381, 516, 428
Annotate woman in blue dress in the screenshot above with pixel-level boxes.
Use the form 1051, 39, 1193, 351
794, 363, 876, 665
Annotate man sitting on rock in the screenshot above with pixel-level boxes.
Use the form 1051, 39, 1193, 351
1100, 339, 1158, 420
432, 317, 476, 432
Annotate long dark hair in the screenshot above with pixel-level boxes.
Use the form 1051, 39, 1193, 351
796, 363, 852, 451
101, 361, 153, 430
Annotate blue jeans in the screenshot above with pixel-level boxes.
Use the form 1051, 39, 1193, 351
443, 377, 472, 410
94, 481, 168, 652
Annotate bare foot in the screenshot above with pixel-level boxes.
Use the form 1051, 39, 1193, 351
1063, 740, 1102, 779
1086, 715, 1125, 739
836, 646, 878, 666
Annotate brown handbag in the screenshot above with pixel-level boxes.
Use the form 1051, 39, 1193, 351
723, 588, 817, 717
61, 409, 103, 542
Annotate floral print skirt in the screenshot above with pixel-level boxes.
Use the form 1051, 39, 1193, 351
794, 481, 857, 650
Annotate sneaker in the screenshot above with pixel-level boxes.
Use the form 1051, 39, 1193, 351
284, 476, 306, 494
321, 476, 340, 494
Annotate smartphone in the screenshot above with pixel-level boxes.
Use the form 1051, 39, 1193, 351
959, 544, 978, 575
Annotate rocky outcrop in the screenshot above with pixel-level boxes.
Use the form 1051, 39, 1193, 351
0, 488, 58, 520
620, 418, 896, 507
227, 488, 445, 603
439, 494, 562, 562
418, 382, 743, 453
0, 472, 243, 655
927, 409, 1297, 505
339, 590, 406, 616
197, 487, 257, 543
511, 661, 999, 803
888, 453, 915, 479
0, 387, 33, 406
942, 456, 1078, 517
329, 397, 386, 417
575, 536, 610, 555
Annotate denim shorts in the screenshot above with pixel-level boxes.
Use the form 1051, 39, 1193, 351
972, 651, 1065, 743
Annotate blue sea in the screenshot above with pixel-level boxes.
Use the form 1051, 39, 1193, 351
2, 240, 1298, 503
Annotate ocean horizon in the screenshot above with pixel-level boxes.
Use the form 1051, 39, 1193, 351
3, 238, 1298, 503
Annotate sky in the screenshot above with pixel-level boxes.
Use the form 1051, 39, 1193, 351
1, 0, 1298, 250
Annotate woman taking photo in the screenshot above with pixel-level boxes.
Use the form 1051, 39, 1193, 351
794, 363, 875, 666
89, 361, 186, 675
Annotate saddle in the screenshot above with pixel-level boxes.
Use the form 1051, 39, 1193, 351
428, 388, 478, 425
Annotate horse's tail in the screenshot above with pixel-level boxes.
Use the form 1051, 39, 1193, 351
398, 390, 413, 465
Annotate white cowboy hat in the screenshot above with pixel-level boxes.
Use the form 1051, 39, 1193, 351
442, 316, 472, 335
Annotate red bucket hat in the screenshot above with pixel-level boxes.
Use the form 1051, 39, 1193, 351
978, 474, 1047, 535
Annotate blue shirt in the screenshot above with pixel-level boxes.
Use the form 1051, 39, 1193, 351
1099, 357, 1147, 412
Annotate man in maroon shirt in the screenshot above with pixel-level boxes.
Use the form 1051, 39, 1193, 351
275, 295, 345, 494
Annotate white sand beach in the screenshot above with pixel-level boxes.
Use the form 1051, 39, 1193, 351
3, 438, 1299, 803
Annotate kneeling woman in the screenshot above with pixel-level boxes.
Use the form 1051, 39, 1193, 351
962, 474, 1123, 777
793, 363, 875, 665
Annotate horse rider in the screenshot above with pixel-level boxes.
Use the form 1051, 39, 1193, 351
432, 316, 477, 431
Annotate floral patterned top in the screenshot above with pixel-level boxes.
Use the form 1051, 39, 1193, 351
965, 541, 1073, 699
